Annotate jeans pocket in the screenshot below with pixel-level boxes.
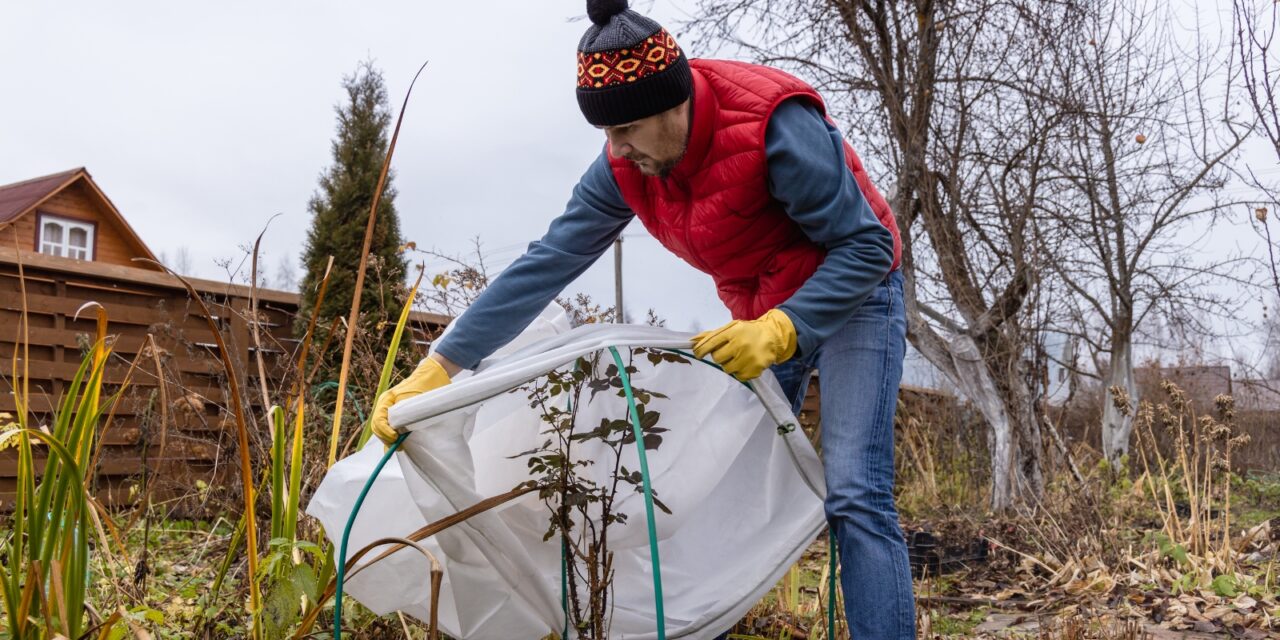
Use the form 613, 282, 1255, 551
858, 277, 892, 316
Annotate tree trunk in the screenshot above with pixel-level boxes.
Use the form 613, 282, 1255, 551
1101, 329, 1137, 464
910, 318, 1043, 511
1008, 374, 1045, 499
946, 333, 1017, 510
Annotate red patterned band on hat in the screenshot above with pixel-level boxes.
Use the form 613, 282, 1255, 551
577, 28, 683, 89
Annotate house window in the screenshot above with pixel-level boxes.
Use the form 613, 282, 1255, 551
39, 215, 94, 260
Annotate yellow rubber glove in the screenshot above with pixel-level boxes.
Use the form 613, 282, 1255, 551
691, 308, 798, 382
371, 357, 452, 445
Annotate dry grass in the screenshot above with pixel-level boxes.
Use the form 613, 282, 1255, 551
733, 379, 1280, 639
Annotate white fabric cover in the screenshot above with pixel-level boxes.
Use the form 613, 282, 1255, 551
308, 306, 827, 639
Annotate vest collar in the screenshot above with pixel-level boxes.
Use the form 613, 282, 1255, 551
668, 67, 715, 181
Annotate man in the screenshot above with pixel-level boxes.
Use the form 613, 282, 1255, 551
371, 0, 914, 636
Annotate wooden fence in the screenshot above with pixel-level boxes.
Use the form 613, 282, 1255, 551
0, 246, 447, 513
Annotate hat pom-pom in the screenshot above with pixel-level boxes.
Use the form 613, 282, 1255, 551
587, 0, 629, 25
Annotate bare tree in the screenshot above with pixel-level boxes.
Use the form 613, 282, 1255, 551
1233, 0, 1280, 301
1263, 300, 1280, 379
161, 245, 194, 276
688, 0, 1083, 508
273, 253, 298, 292
1038, 0, 1248, 464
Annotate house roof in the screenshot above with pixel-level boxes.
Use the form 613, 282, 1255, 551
1136, 364, 1234, 409
0, 167, 83, 225
0, 167, 160, 266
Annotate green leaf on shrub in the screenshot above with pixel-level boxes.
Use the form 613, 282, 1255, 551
1153, 533, 1188, 567
1211, 574, 1238, 597
292, 563, 319, 602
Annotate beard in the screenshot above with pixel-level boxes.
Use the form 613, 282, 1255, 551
631, 157, 674, 177
628, 146, 685, 178
626, 112, 689, 177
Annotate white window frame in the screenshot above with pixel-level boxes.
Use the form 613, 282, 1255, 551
38, 214, 95, 261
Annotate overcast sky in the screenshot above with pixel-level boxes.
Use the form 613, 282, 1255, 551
1, 1, 1274, 370
0, 0, 727, 331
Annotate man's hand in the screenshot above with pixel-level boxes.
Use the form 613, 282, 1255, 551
691, 308, 798, 381
371, 354, 455, 445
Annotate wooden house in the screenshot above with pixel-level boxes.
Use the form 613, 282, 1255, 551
0, 167, 161, 269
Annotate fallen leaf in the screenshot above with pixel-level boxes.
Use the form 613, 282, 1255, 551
1233, 594, 1257, 610
1203, 604, 1233, 619
1191, 620, 1219, 633
994, 587, 1026, 601
1182, 598, 1206, 621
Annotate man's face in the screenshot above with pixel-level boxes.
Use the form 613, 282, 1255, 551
599, 99, 691, 177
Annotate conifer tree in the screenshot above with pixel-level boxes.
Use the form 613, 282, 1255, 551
298, 61, 409, 371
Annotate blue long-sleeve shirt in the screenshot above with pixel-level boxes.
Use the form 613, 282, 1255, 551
434, 99, 895, 370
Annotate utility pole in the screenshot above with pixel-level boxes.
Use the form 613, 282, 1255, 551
614, 237, 624, 323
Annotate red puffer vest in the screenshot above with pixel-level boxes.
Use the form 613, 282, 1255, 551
609, 59, 902, 320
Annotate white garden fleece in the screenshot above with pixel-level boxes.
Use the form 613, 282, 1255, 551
307, 305, 827, 639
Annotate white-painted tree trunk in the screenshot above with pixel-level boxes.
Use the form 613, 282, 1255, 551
946, 333, 1017, 511
1102, 336, 1137, 464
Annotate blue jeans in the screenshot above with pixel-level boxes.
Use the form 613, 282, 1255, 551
716, 270, 914, 639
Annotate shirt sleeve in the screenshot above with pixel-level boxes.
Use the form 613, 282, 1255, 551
766, 98, 896, 358
433, 151, 633, 370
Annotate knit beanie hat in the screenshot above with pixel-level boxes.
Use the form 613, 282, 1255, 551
576, 0, 693, 127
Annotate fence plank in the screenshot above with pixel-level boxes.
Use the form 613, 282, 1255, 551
0, 248, 447, 515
